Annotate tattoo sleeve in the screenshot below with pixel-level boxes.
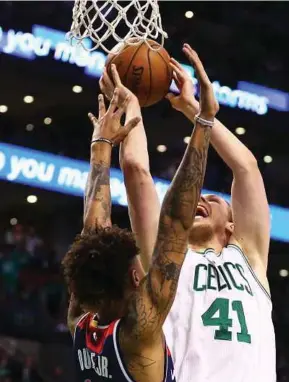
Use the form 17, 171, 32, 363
68, 142, 112, 333
123, 123, 211, 344
82, 143, 112, 233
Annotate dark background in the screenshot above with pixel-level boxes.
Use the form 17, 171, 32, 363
0, 2, 288, 381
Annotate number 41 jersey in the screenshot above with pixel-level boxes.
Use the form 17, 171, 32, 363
163, 244, 276, 382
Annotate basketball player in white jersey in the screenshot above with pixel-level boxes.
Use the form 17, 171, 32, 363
162, 44, 276, 382
101, 45, 276, 382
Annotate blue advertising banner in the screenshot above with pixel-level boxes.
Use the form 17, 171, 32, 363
0, 142, 288, 242
2, 24, 288, 115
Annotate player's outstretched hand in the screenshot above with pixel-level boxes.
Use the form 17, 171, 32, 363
183, 44, 219, 120
100, 64, 138, 108
166, 57, 199, 118
166, 44, 219, 121
89, 89, 140, 146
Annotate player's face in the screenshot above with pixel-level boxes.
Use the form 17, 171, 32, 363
192, 194, 232, 234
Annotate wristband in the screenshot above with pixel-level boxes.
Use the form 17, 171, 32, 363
194, 114, 214, 128
91, 138, 114, 147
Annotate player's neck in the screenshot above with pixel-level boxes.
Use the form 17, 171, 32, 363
188, 236, 225, 254
97, 300, 127, 325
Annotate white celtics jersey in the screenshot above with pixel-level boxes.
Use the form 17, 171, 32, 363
163, 244, 276, 382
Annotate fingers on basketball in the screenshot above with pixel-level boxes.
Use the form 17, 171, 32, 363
183, 44, 211, 88
111, 64, 122, 86
98, 94, 106, 118
103, 68, 114, 92
100, 71, 113, 100
99, 77, 107, 99
171, 65, 184, 87
105, 40, 173, 107
170, 58, 186, 80
107, 88, 119, 114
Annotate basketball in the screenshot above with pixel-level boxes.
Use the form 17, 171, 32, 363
106, 40, 173, 107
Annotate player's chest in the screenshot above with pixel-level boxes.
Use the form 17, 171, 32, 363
171, 255, 264, 347
180, 252, 254, 299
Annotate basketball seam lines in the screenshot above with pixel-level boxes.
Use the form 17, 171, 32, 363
156, 50, 172, 98
123, 43, 144, 86
108, 45, 132, 82
144, 47, 153, 107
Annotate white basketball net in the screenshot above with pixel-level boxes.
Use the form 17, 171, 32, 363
67, 0, 168, 53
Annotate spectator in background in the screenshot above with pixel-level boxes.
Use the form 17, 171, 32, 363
21, 357, 37, 382
0, 353, 11, 380
0, 251, 21, 296
26, 227, 42, 258
0, 350, 21, 382
0, 240, 29, 296
4, 224, 25, 248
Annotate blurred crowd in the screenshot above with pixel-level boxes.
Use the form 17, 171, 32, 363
0, 223, 66, 324
0, 222, 70, 381
0, 347, 42, 382
0, 221, 289, 381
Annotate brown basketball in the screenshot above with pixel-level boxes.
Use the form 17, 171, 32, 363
106, 40, 173, 107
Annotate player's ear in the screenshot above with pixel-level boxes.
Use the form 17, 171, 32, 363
130, 269, 141, 288
225, 221, 234, 235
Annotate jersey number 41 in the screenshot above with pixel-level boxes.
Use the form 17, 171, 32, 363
202, 297, 251, 344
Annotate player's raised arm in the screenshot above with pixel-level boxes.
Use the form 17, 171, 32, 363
207, 115, 270, 271
82, 95, 113, 233
167, 43, 270, 274
100, 65, 160, 272
120, 50, 219, 365
82, 90, 140, 233
65, 90, 140, 334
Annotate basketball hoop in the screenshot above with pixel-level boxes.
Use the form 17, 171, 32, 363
67, 0, 168, 54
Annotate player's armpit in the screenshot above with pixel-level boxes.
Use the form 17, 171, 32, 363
231, 166, 270, 270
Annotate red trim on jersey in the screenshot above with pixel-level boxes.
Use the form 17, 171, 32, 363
78, 313, 92, 330
85, 317, 117, 354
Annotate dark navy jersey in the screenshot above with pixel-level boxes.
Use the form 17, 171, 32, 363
73, 313, 176, 382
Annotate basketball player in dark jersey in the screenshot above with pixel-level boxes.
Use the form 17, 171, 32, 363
62, 61, 218, 381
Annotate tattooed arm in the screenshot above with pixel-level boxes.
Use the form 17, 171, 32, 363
67, 91, 139, 334
119, 49, 219, 381
82, 91, 139, 232
82, 142, 112, 233
68, 141, 111, 333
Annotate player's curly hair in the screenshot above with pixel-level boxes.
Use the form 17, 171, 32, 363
62, 226, 139, 307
